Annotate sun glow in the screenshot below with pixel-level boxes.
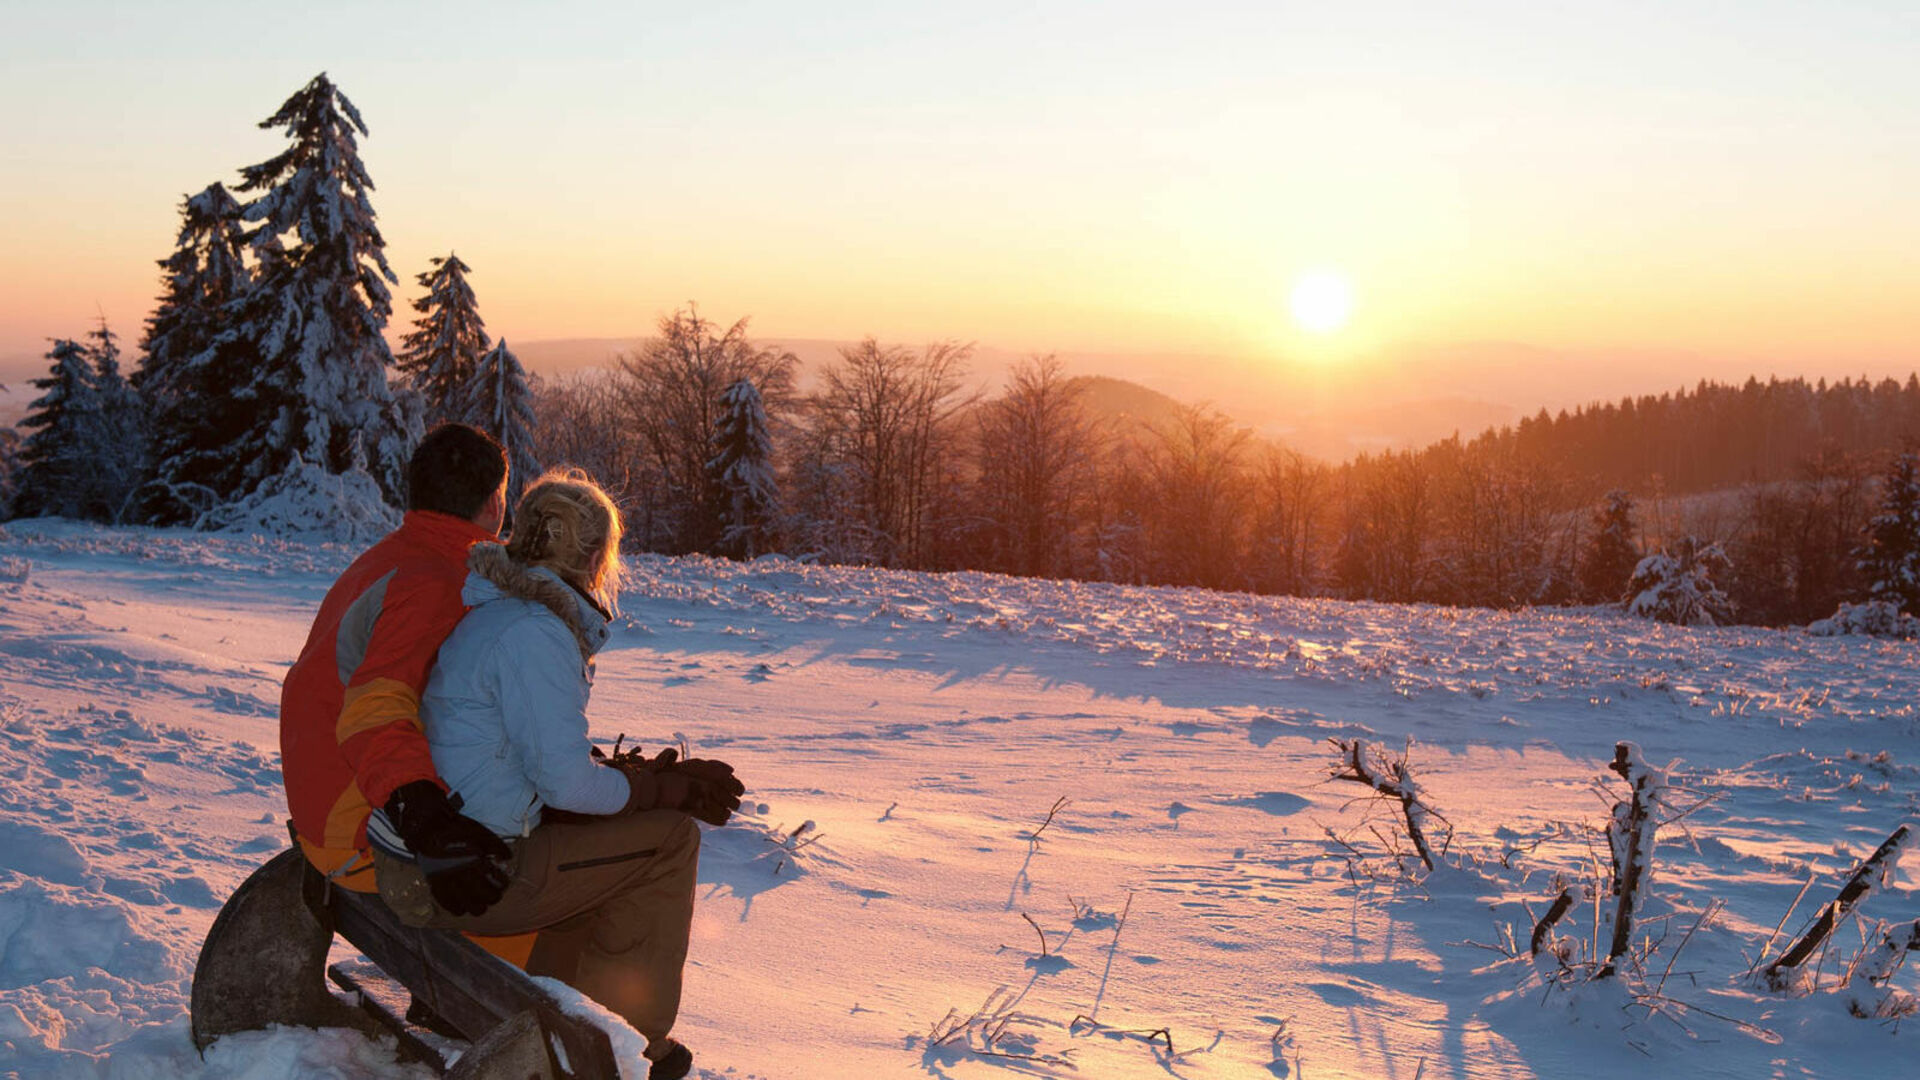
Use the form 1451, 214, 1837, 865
1288, 270, 1355, 336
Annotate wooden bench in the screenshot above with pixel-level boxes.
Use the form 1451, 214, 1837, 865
190, 848, 622, 1079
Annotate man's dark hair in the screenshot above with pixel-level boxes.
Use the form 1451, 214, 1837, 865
407, 424, 508, 519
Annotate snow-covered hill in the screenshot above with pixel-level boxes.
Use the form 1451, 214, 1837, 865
2, 519, 1917, 1079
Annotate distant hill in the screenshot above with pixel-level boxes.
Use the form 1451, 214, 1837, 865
510, 335, 1519, 461
1069, 375, 1187, 431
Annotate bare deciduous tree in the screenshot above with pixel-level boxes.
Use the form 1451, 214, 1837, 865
806, 338, 974, 568
614, 306, 796, 553
1141, 404, 1252, 590
974, 357, 1096, 578
1254, 446, 1327, 596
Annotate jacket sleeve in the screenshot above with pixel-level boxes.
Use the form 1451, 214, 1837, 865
492, 616, 632, 816
335, 567, 464, 810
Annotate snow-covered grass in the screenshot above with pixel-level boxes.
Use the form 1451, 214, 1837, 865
3, 520, 1918, 1078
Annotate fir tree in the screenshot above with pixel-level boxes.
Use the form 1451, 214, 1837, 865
1580, 489, 1641, 603
134, 183, 251, 403
398, 252, 490, 423
156, 73, 414, 510
1625, 536, 1734, 627
10, 339, 103, 520
1859, 450, 1920, 613
708, 377, 779, 559
132, 183, 253, 523
459, 338, 539, 514
84, 321, 147, 521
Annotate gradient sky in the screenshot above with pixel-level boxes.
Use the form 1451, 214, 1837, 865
3, 1, 1918, 398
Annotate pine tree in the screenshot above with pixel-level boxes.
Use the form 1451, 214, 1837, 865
1859, 450, 1920, 613
708, 377, 779, 559
398, 253, 490, 422
9, 339, 103, 520
84, 321, 147, 521
134, 183, 251, 404
156, 73, 415, 510
1580, 490, 1641, 603
459, 338, 539, 514
132, 183, 253, 523
1625, 536, 1734, 627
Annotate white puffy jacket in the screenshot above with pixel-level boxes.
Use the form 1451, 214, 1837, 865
415, 544, 631, 837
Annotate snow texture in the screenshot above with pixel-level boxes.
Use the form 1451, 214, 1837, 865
3, 525, 1920, 1078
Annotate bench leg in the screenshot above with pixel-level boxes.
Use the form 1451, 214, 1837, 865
445, 1008, 562, 1080
190, 848, 369, 1051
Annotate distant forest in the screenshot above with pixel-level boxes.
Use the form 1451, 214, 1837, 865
527, 354, 1920, 629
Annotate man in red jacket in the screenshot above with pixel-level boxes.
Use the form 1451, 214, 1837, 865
280, 424, 514, 913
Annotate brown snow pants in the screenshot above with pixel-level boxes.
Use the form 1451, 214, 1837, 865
372, 808, 700, 1046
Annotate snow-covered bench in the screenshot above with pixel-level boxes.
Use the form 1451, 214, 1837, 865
190, 847, 619, 1079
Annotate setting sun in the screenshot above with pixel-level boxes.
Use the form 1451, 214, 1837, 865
1288, 270, 1355, 335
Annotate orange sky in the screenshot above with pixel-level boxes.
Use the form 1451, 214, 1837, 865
3, 2, 1918, 410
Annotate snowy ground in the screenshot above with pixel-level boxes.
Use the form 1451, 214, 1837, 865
2, 519, 1918, 1079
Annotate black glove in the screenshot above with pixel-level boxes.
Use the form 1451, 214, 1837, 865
611, 756, 745, 827
383, 780, 513, 916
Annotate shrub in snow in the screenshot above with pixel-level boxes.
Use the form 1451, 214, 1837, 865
1625, 536, 1733, 627
1808, 599, 1920, 639
199, 451, 399, 544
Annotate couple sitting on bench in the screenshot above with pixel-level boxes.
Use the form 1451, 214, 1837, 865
279, 424, 742, 1080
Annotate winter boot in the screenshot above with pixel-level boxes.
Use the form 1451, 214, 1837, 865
645, 1037, 694, 1080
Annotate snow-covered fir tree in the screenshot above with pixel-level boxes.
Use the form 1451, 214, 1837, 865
398, 252, 490, 423
133, 183, 253, 522
9, 339, 104, 520
84, 321, 148, 521
150, 73, 415, 513
134, 183, 250, 405
458, 338, 539, 514
708, 377, 779, 559
1580, 489, 1641, 603
1858, 450, 1920, 614
1625, 536, 1734, 627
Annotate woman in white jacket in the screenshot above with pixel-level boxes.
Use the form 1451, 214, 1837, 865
370, 468, 742, 1080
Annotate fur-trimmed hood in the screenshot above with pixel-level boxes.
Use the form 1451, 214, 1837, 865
462, 543, 610, 661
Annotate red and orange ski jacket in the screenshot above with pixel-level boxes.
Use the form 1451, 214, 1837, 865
280, 510, 496, 889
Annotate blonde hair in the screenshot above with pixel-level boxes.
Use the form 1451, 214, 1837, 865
505, 468, 625, 610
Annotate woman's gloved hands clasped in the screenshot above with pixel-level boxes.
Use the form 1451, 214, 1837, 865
599, 743, 746, 826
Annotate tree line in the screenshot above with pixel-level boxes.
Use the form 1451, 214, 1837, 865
527, 335, 1920, 628
5, 73, 1920, 630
